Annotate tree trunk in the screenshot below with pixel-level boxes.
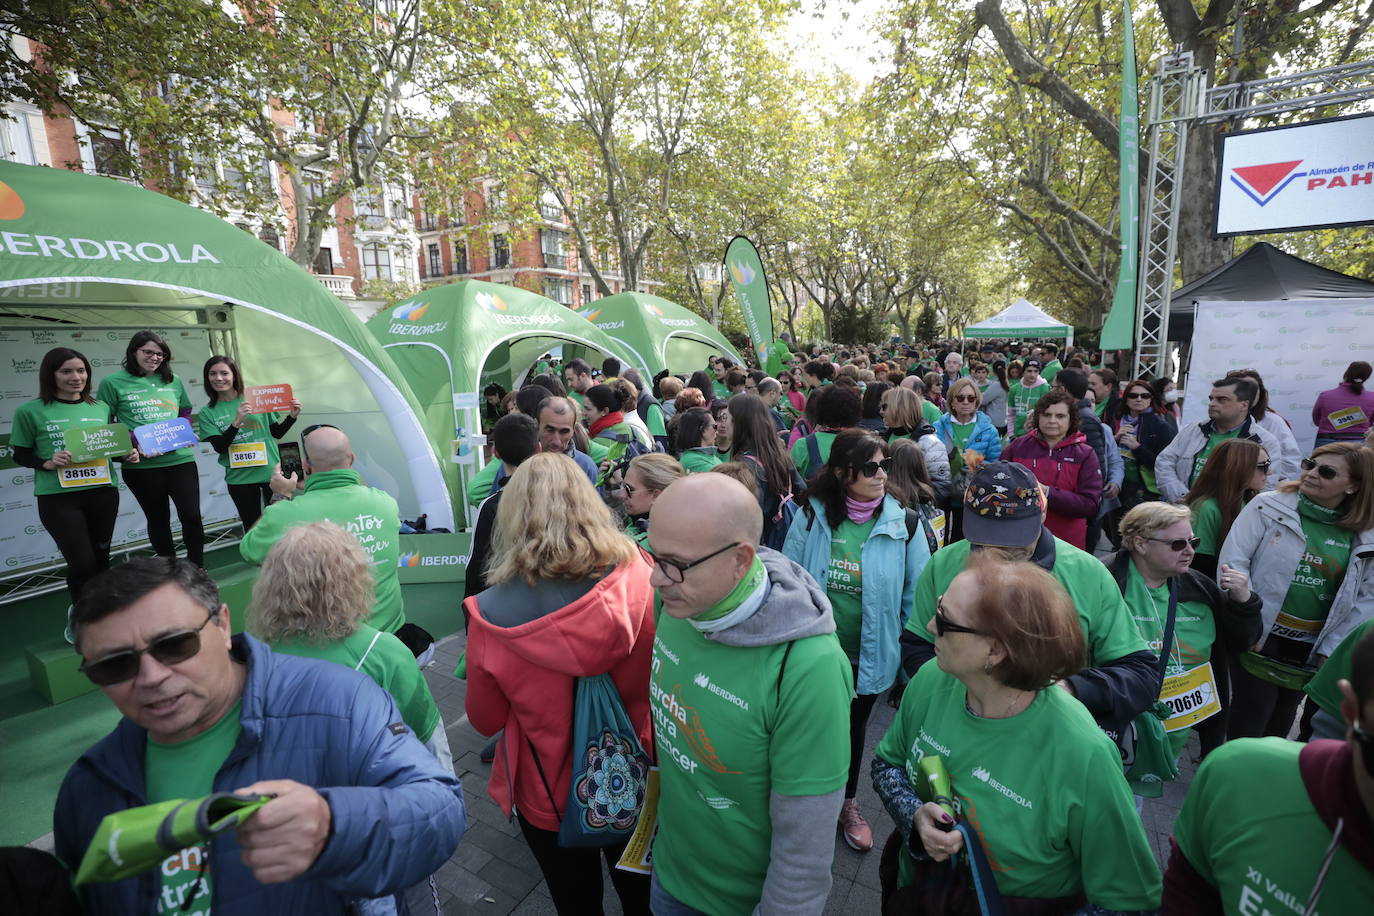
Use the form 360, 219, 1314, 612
1176, 127, 1232, 283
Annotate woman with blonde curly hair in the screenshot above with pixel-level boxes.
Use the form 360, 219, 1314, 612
250, 521, 449, 769
464, 453, 654, 914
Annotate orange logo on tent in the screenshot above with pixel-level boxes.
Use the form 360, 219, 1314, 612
476, 292, 508, 312
0, 181, 24, 220
394, 300, 430, 321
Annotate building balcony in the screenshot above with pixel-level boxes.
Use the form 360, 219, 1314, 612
316, 274, 357, 299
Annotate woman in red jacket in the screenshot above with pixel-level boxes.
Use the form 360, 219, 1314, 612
1003, 390, 1103, 549
464, 452, 654, 915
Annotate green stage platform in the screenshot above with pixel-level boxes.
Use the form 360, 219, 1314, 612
0, 545, 464, 847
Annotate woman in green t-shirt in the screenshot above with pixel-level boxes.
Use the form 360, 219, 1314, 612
197, 355, 301, 531
872, 558, 1161, 911
782, 430, 931, 855
673, 407, 722, 473
1110, 502, 1262, 768
1220, 442, 1374, 741
96, 331, 204, 566
1184, 438, 1269, 579
250, 520, 449, 768
10, 348, 136, 607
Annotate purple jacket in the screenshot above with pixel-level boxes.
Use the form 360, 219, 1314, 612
1311, 382, 1374, 439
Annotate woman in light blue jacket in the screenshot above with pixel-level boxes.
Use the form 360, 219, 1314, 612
783, 428, 930, 856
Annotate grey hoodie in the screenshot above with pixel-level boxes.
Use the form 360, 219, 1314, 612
703, 546, 836, 648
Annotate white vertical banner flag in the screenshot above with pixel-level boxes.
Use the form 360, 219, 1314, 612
1181, 298, 1374, 455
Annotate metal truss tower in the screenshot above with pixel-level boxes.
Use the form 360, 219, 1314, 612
1133, 56, 1374, 379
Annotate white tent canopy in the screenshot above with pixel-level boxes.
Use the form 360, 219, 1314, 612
964, 298, 1074, 342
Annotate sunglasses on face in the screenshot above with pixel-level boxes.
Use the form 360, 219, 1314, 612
1301, 457, 1342, 480
78, 610, 217, 687
852, 457, 894, 477
1145, 535, 1201, 552
1256, 460, 1272, 472
620, 480, 637, 497
1125, 392, 1151, 400
953, 394, 977, 403
934, 599, 981, 637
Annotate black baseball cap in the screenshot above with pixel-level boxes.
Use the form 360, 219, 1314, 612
961, 462, 1045, 548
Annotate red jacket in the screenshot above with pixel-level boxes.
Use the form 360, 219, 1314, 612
1003, 429, 1102, 549
463, 559, 656, 830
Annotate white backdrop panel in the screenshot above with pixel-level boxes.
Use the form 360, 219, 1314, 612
1181, 299, 1374, 458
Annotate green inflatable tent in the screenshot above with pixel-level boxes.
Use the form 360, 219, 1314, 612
0, 162, 451, 595
576, 292, 742, 377
366, 279, 638, 524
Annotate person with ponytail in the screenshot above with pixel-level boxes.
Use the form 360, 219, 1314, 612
1311, 360, 1374, 448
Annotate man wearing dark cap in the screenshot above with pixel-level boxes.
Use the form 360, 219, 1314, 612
1008, 357, 1049, 437
899, 462, 1157, 729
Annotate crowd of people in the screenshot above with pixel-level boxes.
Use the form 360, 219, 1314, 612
8, 331, 1374, 915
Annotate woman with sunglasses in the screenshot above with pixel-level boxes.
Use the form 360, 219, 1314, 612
11, 347, 137, 613
1218, 442, 1374, 740
618, 453, 684, 546
934, 377, 1002, 542
1003, 390, 1102, 550
464, 453, 654, 915
1185, 439, 1270, 579
197, 355, 302, 531
1107, 503, 1262, 771
1112, 377, 1177, 511
783, 429, 931, 854
872, 557, 1161, 913
776, 370, 806, 424
97, 330, 204, 567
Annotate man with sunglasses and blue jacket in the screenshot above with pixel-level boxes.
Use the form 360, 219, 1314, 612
54, 557, 466, 915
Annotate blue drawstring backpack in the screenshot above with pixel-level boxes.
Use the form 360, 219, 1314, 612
526, 673, 651, 848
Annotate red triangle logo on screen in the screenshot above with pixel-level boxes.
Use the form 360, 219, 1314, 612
1233, 161, 1303, 196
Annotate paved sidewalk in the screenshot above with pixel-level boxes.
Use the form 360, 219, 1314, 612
413, 632, 1198, 915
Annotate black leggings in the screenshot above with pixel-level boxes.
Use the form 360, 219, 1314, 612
1225, 654, 1306, 740
121, 462, 204, 565
227, 482, 273, 531
37, 486, 120, 605
847, 690, 881, 798
516, 813, 649, 915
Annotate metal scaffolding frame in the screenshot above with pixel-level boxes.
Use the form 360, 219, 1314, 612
1132, 56, 1374, 379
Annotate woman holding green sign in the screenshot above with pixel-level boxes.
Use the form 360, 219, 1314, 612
11, 348, 136, 607
197, 355, 301, 530
97, 331, 204, 567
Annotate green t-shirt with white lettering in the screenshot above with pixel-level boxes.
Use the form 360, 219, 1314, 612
10, 397, 117, 496
827, 518, 876, 660
97, 370, 195, 468
196, 397, 284, 486
906, 538, 1150, 669
1172, 736, 1374, 915
1008, 380, 1049, 437
874, 663, 1160, 908
1123, 564, 1217, 757
1268, 495, 1352, 662
145, 700, 242, 916
650, 617, 852, 916
1305, 616, 1374, 718
272, 626, 439, 741
1190, 427, 1240, 485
